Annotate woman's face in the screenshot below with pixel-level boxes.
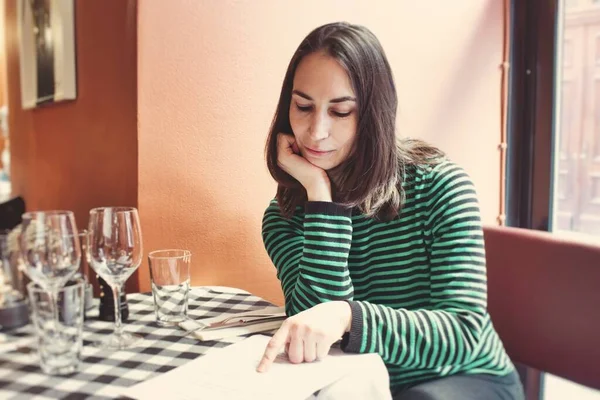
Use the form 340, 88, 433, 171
289, 52, 358, 171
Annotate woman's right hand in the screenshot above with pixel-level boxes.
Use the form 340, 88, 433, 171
277, 134, 332, 201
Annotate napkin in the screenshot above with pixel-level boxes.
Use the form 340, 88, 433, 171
179, 306, 286, 341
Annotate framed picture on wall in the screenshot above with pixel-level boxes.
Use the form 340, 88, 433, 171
17, 0, 77, 109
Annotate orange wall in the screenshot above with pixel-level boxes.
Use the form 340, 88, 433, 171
137, 1, 503, 304
5, 0, 138, 232
0, 2, 6, 108
0, 3, 7, 168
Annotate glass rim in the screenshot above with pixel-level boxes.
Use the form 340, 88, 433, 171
89, 206, 138, 215
148, 249, 191, 259
22, 210, 75, 219
27, 277, 86, 294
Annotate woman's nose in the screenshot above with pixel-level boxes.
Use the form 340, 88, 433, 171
309, 113, 330, 140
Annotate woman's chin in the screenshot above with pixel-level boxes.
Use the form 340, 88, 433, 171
307, 158, 333, 170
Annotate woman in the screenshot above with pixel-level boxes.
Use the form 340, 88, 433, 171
257, 22, 524, 400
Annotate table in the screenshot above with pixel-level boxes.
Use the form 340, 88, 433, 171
0, 287, 274, 399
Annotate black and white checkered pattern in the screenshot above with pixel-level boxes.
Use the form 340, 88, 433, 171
151, 283, 188, 320
0, 287, 273, 399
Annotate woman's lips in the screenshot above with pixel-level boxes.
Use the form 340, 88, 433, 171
305, 147, 334, 157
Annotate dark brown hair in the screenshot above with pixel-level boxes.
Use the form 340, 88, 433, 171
265, 22, 444, 220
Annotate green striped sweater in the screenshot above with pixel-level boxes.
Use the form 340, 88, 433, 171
261, 160, 515, 391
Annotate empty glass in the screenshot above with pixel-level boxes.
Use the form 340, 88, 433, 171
77, 230, 94, 311
148, 250, 191, 326
0, 229, 29, 330
19, 211, 81, 334
28, 278, 85, 375
88, 207, 143, 350
19, 211, 81, 293
0, 229, 25, 303
77, 229, 91, 281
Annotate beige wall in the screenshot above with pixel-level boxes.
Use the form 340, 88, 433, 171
137, 1, 503, 304
5, 0, 139, 290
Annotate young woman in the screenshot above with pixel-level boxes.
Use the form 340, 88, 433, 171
257, 22, 524, 400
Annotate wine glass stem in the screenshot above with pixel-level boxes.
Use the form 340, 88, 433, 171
112, 284, 124, 337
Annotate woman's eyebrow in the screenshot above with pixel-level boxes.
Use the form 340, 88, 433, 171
292, 90, 356, 103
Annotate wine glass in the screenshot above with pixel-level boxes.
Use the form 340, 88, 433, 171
19, 211, 81, 327
87, 207, 143, 350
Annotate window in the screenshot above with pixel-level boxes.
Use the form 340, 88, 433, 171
508, 0, 600, 398
553, 0, 600, 236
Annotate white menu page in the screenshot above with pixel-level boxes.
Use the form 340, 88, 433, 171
122, 334, 382, 400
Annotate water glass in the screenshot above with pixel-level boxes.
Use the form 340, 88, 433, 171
148, 250, 191, 326
77, 230, 94, 311
0, 229, 25, 302
28, 278, 85, 375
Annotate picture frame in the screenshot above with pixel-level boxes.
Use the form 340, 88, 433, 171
17, 0, 77, 109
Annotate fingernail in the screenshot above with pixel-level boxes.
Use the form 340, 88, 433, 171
259, 365, 270, 373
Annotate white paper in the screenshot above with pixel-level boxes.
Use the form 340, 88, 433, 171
122, 334, 384, 400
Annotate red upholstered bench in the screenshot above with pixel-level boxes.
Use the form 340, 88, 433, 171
483, 226, 600, 391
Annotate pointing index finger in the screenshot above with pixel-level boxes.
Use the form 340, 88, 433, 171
256, 323, 290, 373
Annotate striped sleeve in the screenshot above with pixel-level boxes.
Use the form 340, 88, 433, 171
262, 200, 355, 316
342, 163, 488, 370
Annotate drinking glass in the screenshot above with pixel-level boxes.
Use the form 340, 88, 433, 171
19, 211, 81, 329
148, 249, 191, 326
88, 207, 143, 350
0, 229, 25, 303
77, 229, 94, 311
78, 229, 91, 281
28, 278, 85, 375
0, 229, 29, 330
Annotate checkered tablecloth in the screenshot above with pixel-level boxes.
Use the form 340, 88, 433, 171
0, 287, 274, 400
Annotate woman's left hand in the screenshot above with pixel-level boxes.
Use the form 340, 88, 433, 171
256, 301, 352, 373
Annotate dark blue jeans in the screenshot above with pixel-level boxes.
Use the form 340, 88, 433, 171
394, 371, 524, 400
